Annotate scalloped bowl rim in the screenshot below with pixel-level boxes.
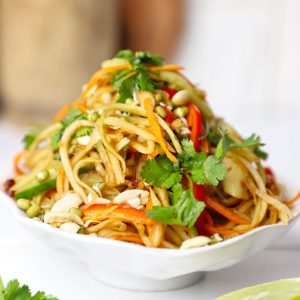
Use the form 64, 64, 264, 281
1, 189, 299, 257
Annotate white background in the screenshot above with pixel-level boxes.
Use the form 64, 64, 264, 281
175, 0, 300, 119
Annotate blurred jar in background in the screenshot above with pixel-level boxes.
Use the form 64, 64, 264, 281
0, 0, 120, 121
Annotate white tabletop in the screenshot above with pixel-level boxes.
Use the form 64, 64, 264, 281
0, 114, 299, 300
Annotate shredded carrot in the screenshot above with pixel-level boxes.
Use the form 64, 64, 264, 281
101, 64, 131, 75
204, 196, 250, 225
286, 191, 300, 206
151, 64, 184, 72
82, 203, 156, 225
117, 236, 143, 244
203, 223, 236, 235
146, 193, 153, 210
203, 210, 214, 226
81, 65, 131, 100
73, 101, 87, 113
143, 97, 177, 162
14, 150, 26, 175
53, 99, 87, 122
53, 103, 71, 122
56, 168, 65, 194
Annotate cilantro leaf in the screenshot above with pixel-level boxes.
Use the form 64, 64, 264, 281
51, 130, 63, 151
113, 70, 159, 103
255, 148, 268, 160
112, 69, 134, 89
0, 276, 58, 300
114, 73, 138, 103
178, 139, 198, 161
191, 156, 226, 186
178, 139, 206, 171
61, 108, 86, 127
75, 126, 92, 138
112, 50, 164, 103
142, 139, 228, 188
136, 71, 155, 92
178, 139, 226, 185
141, 139, 228, 227
31, 291, 58, 300
147, 184, 205, 228
50, 108, 87, 151
115, 50, 163, 66
22, 132, 39, 150
3, 279, 31, 300
131, 51, 163, 66
12, 285, 31, 300
115, 49, 134, 60
215, 133, 264, 160
140, 156, 181, 188
3, 279, 20, 300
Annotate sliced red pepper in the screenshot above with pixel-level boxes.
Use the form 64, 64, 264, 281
187, 103, 206, 201
164, 107, 176, 124
264, 167, 275, 181
162, 87, 177, 99
187, 103, 204, 151
82, 203, 156, 225
193, 184, 205, 201
195, 210, 212, 235
187, 103, 209, 233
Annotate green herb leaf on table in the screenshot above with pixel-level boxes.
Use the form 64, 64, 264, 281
0, 276, 58, 300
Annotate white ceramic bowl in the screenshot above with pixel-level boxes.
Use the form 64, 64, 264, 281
1, 189, 299, 292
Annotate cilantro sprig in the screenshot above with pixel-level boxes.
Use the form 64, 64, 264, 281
0, 276, 58, 300
51, 108, 88, 151
23, 132, 39, 150
215, 133, 264, 160
113, 50, 164, 103
141, 133, 266, 227
147, 184, 205, 228
22, 125, 45, 149
141, 139, 226, 227
141, 140, 226, 190
116, 50, 163, 66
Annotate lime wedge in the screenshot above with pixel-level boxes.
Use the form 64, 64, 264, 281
216, 278, 300, 300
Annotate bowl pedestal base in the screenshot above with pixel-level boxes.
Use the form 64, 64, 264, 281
87, 265, 205, 292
